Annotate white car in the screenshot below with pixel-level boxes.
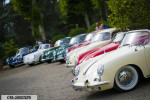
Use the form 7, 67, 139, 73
23, 44, 51, 65
66, 28, 116, 67
71, 29, 150, 92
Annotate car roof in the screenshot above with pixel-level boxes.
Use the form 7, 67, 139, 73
128, 29, 150, 33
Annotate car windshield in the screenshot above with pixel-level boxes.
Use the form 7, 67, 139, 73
111, 32, 125, 42
54, 38, 70, 47
92, 32, 110, 42
39, 44, 50, 49
84, 34, 95, 41
120, 31, 150, 46
16, 48, 29, 55
69, 34, 86, 44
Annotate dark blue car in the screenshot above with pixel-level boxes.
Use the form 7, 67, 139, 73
6, 45, 38, 68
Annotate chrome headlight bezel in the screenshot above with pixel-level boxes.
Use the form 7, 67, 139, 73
97, 64, 104, 76
75, 65, 80, 76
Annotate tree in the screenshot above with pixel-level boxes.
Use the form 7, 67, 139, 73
107, 0, 150, 30
59, 0, 93, 29
11, 0, 45, 40
90, 0, 107, 21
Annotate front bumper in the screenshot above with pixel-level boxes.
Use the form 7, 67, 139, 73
42, 56, 53, 61
56, 55, 64, 61
71, 81, 109, 92
65, 60, 76, 67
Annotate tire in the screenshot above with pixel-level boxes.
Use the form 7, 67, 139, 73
39, 56, 43, 64
29, 63, 34, 66
9, 64, 15, 68
114, 66, 139, 92
47, 60, 52, 63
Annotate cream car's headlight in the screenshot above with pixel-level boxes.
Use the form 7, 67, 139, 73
75, 57, 78, 65
97, 64, 104, 76
75, 65, 80, 76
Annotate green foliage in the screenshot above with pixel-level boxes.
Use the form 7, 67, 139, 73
51, 34, 66, 44
68, 28, 86, 37
11, 0, 44, 40
87, 23, 96, 33
3, 39, 18, 60
0, 43, 5, 60
107, 0, 150, 30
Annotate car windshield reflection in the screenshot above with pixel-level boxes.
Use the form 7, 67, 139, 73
120, 31, 150, 47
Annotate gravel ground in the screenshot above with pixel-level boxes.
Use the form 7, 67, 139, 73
0, 62, 150, 100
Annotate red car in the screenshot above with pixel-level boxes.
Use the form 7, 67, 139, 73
77, 32, 126, 65
67, 29, 104, 53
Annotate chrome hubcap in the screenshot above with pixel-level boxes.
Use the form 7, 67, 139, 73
119, 70, 132, 85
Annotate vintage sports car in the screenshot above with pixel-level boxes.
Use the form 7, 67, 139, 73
77, 32, 126, 65
72, 32, 126, 74
42, 37, 71, 63
23, 44, 51, 65
67, 30, 104, 53
6, 46, 37, 68
66, 28, 116, 67
71, 29, 150, 92
55, 33, 87, 62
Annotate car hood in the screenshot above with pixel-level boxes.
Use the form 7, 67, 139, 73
79, 46, 137, 77
70, 40, 110, 60
82, 42, 120, 63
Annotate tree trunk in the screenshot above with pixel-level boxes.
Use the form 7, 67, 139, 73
84, 12, 90, 29
39, 25, 46, 39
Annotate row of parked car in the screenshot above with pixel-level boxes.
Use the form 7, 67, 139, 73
6, 28, 150, 93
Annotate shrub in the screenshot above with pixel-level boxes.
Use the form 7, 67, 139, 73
68, 28, 86, 37
0, 43, 5, 60
3, 39, 18, 60
51, 34, 66, 44
87, 23, 96, 33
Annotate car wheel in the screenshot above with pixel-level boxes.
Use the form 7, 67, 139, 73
29, 63, 34, 66
47, 60, 52, 63
114, 65, 139, 92
39, 56, 43, 64
9, 64, 15, 68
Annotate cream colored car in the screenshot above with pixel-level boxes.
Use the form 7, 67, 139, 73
66, 28, 117, 67
71, 29, 150, 92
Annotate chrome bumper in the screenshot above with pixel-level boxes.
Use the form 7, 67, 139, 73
71, 81, 109, 92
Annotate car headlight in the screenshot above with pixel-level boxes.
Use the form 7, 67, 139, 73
75, 57, 78, 65
75, 65, 80, 76
97, 64, 104, 76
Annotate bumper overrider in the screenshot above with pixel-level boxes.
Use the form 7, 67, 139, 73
71, 77, 109, 92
